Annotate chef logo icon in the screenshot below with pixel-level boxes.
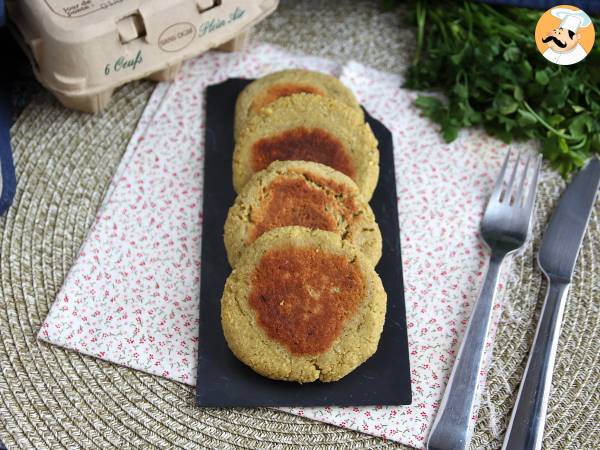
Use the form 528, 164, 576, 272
535, 5, 595, 65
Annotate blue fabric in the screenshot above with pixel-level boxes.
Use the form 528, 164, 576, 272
0, 25, 17, 216
479, 0, 600, 13
0, 82, 15, 216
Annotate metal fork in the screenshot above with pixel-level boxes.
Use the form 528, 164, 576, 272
427, 150, 542, 450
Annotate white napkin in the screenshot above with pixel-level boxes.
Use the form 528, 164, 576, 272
40, 43, 533, 447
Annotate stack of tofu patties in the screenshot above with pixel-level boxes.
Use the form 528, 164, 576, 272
220, 70, 387, 383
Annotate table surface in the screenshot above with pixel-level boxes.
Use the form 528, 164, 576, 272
0, 1, 598, 449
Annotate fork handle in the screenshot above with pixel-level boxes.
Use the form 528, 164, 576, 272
502, 280, 570, 450
427, 252, 504, 450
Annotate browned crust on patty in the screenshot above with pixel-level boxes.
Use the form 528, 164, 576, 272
249, 83, 325, 113
248, 246, 365, 355
250, 127, 356, 179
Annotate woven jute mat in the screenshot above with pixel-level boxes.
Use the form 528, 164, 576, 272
1, 1, 598, 448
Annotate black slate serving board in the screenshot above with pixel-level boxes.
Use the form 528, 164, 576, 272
196, 79, 411, 407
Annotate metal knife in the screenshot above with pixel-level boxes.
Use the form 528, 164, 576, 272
502, 158, 600, 450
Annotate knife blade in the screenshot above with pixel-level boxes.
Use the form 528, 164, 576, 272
538, 158, 600, 282
502, 157, 600, 450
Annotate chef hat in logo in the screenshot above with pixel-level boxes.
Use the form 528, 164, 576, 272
551, 7, 592, 33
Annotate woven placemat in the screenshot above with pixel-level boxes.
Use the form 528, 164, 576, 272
0, 1, 598, 449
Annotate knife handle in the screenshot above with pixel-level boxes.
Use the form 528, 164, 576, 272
502, 280, 570, 450
427, 252, 504, 450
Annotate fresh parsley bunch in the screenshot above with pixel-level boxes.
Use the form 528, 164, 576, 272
404, 1, 600, 177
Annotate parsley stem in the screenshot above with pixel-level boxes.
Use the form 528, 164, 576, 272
522, 102, 577, 141
464, 2, 474, 41
584, 82, 600, 99
414, 0, 426, 65
571, 138, 587, 150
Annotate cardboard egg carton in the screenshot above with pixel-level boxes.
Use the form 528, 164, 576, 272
7, 0, 278, 113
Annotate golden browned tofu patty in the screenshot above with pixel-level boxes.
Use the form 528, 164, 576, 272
234, 69, 363, 138
233, 93, 379, 200
221, 226, 387, 383
224, 160, 381, 267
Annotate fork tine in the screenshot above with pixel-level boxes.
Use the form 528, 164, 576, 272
491, 149, 511, 201
516, 154, 532, 206
505, 151, 521, 203
524, 155, 542, 212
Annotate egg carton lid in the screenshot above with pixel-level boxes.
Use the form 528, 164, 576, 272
6, 0, 278, 112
